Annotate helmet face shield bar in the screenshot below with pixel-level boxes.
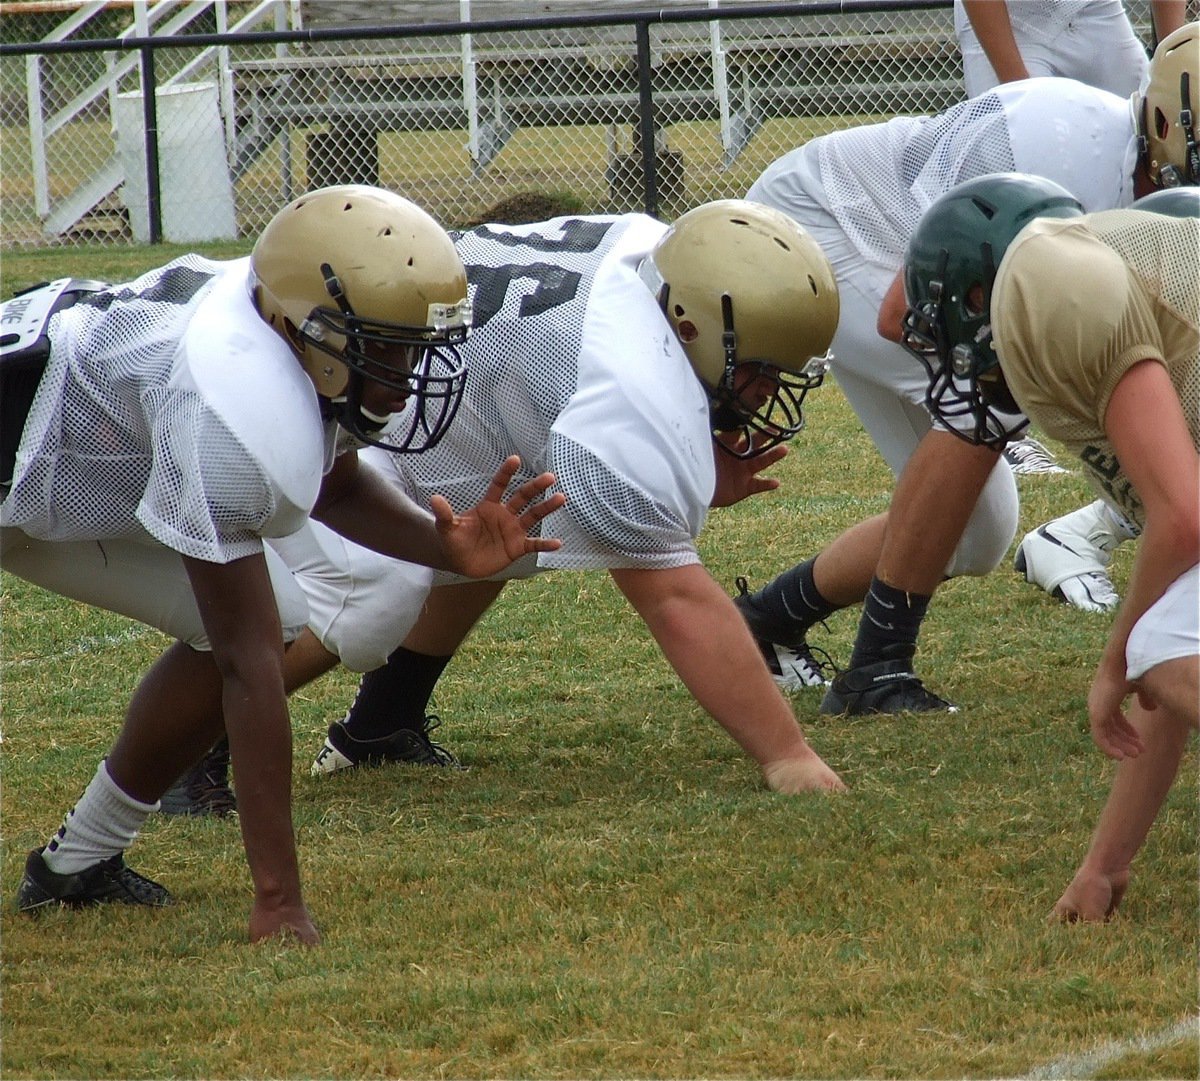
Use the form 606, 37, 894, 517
900, 256, 1027, 450
300, 263, 471, 452
709, 291, 830, 458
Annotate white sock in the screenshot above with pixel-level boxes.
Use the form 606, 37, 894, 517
43, 760, 159, 875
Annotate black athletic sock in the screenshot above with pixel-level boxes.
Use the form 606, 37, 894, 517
848, 577, 931, 669
340, 647, 453, 741
751, 557, 841, 632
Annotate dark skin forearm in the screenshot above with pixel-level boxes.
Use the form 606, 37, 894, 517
183, 552, 318, 944
961, 0, 1029, 84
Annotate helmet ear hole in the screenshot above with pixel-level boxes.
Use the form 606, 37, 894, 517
280, 317, 306, 353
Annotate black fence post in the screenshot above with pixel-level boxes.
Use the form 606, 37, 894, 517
633, 19, 659, 219
139, 45, 163, 244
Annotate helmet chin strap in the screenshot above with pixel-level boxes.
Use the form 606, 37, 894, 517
317, 263, 395, 440
330, 372, 390, 438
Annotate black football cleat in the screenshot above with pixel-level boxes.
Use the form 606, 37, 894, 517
16, 847, 173, 912
732, 577, 833, 691
159, 736, 236, 817
311, 715, 463, 776
819, 646, 958, 716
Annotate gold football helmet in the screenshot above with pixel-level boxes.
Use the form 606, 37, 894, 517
639, 199, 839, 457
250, 185, 471, 452
1137, 21, 1199, 188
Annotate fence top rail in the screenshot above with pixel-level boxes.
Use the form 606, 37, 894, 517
0, 0, 951, 55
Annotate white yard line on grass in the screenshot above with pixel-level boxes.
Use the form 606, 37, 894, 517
5, 625, 155, 667
1024, 1015, 1199, 1080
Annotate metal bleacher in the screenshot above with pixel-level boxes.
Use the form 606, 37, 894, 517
232, 0, 962, 183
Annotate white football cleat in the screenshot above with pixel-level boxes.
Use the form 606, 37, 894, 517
1003, 436, 1068, 476
1014, 500, 1124, 613
765, 641, 833, 691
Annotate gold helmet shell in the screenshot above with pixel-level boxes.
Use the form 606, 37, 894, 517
639, 199, 839, 456
1138, 22, 1200, 187
642, 199, 839, 389
249, 185, 470, 400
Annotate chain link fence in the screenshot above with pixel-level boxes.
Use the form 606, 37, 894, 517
0, 0, 1174, 249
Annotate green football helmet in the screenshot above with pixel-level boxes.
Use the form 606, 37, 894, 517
1130, 186, 1200, 217
901, 173, 1083, 448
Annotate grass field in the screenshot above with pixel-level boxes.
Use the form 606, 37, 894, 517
1, 246, 1196, 1079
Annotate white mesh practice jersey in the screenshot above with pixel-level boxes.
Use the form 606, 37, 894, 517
1, 255, 334, 562
748, 77, 1137, 271
994, 210, 1200, 530
377, 213, 715, 575
955, 0, 1122, 49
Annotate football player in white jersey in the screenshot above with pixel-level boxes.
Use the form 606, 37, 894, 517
180, 200, 847, 799
732, 26, 1199, 715
955, 0, 1185, 100
1, 186, 566, 943
901, 173, 1198, 921
956, 2, 1189, 609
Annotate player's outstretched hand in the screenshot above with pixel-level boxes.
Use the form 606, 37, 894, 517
711, 432, 788, 508
431, 455, 566, 579
1049, 866, 1128, 924
763, 753, 847, 794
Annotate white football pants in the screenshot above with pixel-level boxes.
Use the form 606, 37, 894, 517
769, 191, 1019, 578
0, 527, 309, 651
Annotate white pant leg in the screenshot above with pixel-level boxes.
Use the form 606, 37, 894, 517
1126, 564, 1200, 681
957, 1, 1148, 98
1056, 7, 1148, 97
772, 203, 1019, 577
269, 520, 433, 673
0, 527, 308, 649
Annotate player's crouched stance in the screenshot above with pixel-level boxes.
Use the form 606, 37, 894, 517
902, 172, 1199, 921
1, 186, 565, 943
252, 201, 847, 797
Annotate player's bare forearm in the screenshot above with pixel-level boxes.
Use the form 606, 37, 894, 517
611, 564, 844, 790
1099, 361, 1200, 724
315, 452, 564, 577
961, 0, 1029, 83
314, 451, 446, 569
183, 554, 319, 944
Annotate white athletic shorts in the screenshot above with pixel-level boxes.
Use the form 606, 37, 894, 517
1126, 563, 1200, 681
269, 521, 433, 672
0, 526, 309, 651
957, 2, 1149, 99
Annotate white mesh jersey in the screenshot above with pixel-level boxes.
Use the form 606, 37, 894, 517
0, 255, 334, 563
955, 0, 1120, 49
377, 213, 715, 575
994, 210, 1200, 529
748, 77, 1137, 271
